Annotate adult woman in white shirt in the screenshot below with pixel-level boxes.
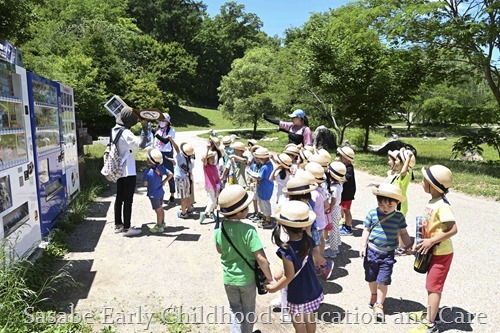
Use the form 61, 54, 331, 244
152, 113, 176, 203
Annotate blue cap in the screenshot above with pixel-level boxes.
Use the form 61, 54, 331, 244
288, 109, 305, 118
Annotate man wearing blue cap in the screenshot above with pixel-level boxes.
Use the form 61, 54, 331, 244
262, 109, 312, 146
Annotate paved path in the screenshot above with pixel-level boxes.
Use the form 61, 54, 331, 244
60, 130, 499, 332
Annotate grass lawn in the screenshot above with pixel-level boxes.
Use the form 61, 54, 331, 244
207, 128, 499, 200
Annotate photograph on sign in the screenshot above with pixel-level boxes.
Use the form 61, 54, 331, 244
104, 95, 128, 117
0, 175, 13, 213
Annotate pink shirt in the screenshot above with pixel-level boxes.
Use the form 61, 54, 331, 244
204, 164, 221, 190
279, 121, 313, 146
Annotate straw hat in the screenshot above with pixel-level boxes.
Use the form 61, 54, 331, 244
309, 153, 330, 169
275, 200, 316, 228
317, 149, 332, 163
218, 185, 254, 216
206, 150, 217, 159
422, 165, 452, 194
400, 148, 416, 169
253, 147, 270, 159
284, 145, 300, 156
304, 162, 325, 183
305, 146, 315, 154
372, 183, 406, 202
248, 139, 258, 146
337, 146, 355, 162
222, 136, 232, 145
299, 149, 312, 163
210, 136, 220, 147
388, 150, 401, 161
180, 142, 195, 156
328, 161, 346, 182
283, 174, 317, 195
276, 153, 292, 169
250, 144, 262, 153
147, 148, 163, 164
230, 141, 246, 151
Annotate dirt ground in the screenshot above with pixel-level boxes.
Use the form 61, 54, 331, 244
56, 130, 499, 333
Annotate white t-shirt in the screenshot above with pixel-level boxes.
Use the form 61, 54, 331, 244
154, 127, 176, 152
112, 125, 145, 178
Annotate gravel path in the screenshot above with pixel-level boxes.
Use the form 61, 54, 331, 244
59, 130, 499, 333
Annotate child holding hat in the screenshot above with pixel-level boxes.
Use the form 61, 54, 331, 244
266, 200, 324, 333
360, 183, 412, 322
337, 146, 356, 236
143, 148, 173, 233
228, 142, 248, 188
215, 185, 273, 333
409, 165, 457, 333
169, 137, 195, 218
199, 149, 221, 224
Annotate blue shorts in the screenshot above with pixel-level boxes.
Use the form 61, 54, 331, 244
150, 197, 163, 210
363, 245, 396, 285
311, 229, 321, 248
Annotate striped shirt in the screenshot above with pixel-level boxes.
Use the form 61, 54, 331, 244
364, 208, 407, 250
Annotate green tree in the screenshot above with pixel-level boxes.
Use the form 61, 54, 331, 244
219, 47, 277, 136
0, 0, 42, 43
369, 0, 500, 108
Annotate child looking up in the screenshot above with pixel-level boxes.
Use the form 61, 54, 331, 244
270, 153, 293, 208
253, 148, 274, 229
169, 137, 195, 218
360, 183, 412, 322
143, 148, 173, 233
229, 141, 248, 188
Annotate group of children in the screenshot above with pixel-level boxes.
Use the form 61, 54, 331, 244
140, 129, 457, 333
212, 139, 456, 333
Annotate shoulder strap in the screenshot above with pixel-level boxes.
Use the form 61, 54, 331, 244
112, 127, 126, 145
370, 211, 397, 232
221, 222, 255, 271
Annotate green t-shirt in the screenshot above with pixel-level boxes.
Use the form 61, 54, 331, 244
214, 221, 263, 286
393, 172, 411, 216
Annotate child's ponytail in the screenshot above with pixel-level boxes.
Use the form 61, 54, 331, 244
272, 224, 289, 251
297, 230, 311, 259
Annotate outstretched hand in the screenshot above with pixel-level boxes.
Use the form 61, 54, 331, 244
262, 113, 267, 119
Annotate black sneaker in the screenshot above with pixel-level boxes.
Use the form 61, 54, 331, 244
169, 196, 175, 204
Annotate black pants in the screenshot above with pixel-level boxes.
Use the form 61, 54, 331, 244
115, 175, 136, 229
161, 151, 175, 195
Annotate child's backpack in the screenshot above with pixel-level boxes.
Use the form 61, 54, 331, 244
101, 128, 126, 183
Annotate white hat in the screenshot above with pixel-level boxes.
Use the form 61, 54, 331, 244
230, 142, 246, 151
337, 146, 355, 162
304, 162, 325, 183
253, 147, 270, 159
218, 185, 254, 215
328, 161, 346, 182
283, 174, 317, 195
372, 183, 406, 202
422, 165, 452, 194
147, 148, 163, 164
275, 200, 316, 228
276, 153, 293, 169
163, 113, 171, 123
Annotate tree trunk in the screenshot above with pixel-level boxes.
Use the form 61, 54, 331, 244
482, 63, 500, 108
252, 113, 258, 138
364, 125, 370, 151
340, 125, 347, 146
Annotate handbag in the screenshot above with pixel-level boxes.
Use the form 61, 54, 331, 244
221, 222, 268, 295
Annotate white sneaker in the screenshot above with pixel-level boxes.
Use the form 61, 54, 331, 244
123, 227, 142, 237
271, 297, 281, 309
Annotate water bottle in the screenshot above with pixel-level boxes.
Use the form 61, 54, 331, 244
415, 216, 424, 245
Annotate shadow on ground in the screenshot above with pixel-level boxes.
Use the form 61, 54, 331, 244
169, 105, 211, 128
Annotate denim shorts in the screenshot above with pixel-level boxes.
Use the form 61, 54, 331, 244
150, 197, 163, 210
363, 244, 396, 285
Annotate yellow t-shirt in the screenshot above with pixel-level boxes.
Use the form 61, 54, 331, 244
423, 197, 455, 255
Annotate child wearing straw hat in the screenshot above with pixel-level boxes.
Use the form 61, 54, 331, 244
143, 148, 173, 233
337, 146, 357, 236
246, 145, 262, 221
266, 200, 324, 333
169, 137, 195, 218
270, 153, 293, 208
324, 161, 346, 258
215, 185, 273, 333
228, 142, 248, 188
360, 183, 412, 322
409, 165, 457, 333
200, 149, 221, 224
385, 147, 416, 255
283, 174, 334, 280
253, 147, 274, 228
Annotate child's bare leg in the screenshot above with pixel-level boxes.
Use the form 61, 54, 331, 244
344, 209, 352, 227
376, 284, 388, 305
319, 235, 326, 256
427, 292, 441, 322
292, 313, 307, 333
305, 312, 317, 333
155, 207, 164, 225
368, 281, 377, 305
181, 198, 189, 214
252, 200, 258, 214
312, 247, 326, 267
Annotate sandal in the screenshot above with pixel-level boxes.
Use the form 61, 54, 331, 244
258, 221, 273, 229
373, 303, 384, 322
369, 293, 377, 309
